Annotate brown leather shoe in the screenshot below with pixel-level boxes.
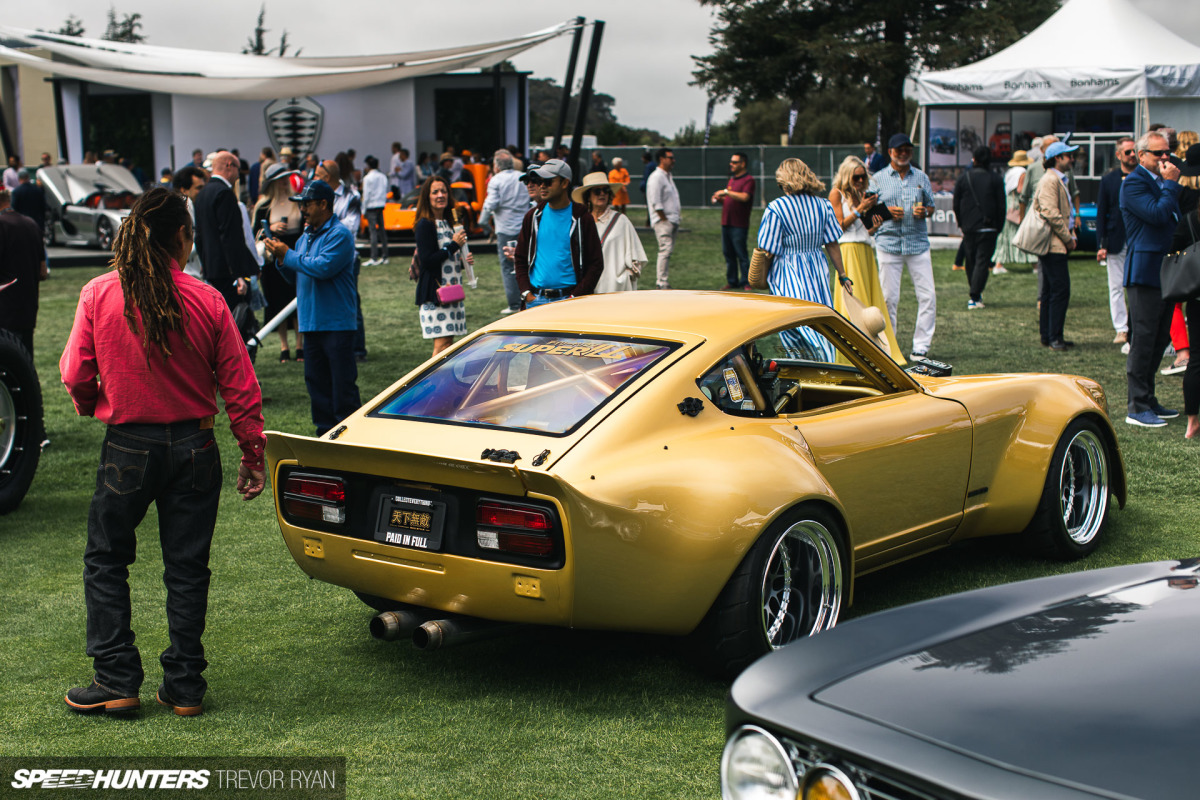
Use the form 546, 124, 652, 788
65, 681, 140, 714
156, 685, 204, 717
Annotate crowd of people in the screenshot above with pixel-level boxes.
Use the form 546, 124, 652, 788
754, 127, 1198, 438
4, 123, 1198, 719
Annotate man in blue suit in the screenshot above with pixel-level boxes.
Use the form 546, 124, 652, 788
1120, 131, 1182, 428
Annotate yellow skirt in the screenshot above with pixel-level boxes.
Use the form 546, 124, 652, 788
834, 242, 905, 364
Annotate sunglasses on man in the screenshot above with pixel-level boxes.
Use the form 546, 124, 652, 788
1144, 149, 1172, 158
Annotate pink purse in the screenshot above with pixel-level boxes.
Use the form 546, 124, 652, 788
436, 284, 465, 304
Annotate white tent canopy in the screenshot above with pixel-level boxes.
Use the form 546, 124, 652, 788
0, 22, 578, 100
915, 0, 1200, 105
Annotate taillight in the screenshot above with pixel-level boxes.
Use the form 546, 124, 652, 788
283, 473, 346, 524
476, 501, 554, 556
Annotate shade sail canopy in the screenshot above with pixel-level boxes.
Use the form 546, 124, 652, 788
0, 22, 578, 99
915, 0, 1200, 104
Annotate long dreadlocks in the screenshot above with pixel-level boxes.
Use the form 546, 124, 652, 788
111, 187, 191, 360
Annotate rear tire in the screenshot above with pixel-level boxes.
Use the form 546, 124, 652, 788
0, 330, 43, 515
693, 505, 845, 678
1024, 417, 1111, 560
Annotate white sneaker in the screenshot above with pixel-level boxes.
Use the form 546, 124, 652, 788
363, 258, 378, 266
499, 307, 516, 315
381, 258, 390, 265
992, 265, 1008, 275
1121, 342, 1131, 355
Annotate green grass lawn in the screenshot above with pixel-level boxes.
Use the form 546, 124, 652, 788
3, 208, 1197, 798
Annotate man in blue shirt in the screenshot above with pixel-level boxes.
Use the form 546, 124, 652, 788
513, 159, 604, 309
263, 180, 361, 435
1120, 131, 1182, 428
870, 133, 937, 360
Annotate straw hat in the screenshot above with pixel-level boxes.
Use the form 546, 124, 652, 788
571, 171, 624, 204
841, 292, 891, 354
1007, 150, 1033, 167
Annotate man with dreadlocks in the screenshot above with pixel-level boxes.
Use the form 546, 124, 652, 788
59, 187, 266, 717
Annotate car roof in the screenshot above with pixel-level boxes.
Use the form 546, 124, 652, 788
482, 291, 832, 346
39, 164, 143, 205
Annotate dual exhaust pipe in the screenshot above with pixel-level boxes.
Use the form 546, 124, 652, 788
370, 609, 521, 651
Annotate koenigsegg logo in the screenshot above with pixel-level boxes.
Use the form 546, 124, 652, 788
264, 96, 325, 157
10, 769, 210, 789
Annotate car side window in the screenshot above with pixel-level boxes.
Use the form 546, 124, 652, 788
699, 322, 895, 418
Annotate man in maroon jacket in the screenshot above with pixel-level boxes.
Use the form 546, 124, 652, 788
513, 159, 604, 309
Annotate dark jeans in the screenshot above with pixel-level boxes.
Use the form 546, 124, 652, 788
366, 208, 387, 260
1037, 251, 1071, 344
352, 255, 367, 359
722, 225, 750, 287
304, 330, 361, 435
84, 421, 222, 703
962, 230, 998, 301
1126, 284, 1174, 414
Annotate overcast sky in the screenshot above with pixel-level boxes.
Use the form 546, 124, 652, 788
18, 0, 737, 136
15, 0, 1200, 136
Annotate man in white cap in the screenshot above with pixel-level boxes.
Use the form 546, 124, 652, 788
869, 133, 936, 360
513, 159, 604, 308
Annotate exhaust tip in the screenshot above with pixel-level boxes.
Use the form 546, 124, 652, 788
412, 620, 445, 651
369, 611, 407, 641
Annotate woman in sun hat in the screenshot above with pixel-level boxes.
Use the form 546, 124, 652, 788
990, 149, 1039, 272
253, 162, 304, 361
572, 172, 646, 293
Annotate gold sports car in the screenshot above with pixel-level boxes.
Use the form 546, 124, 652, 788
266, 292, 1125, 675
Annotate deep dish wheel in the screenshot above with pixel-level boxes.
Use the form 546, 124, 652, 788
0, 330, 43, 515
693, 505, 845, 677
1025, 417, 1111, 560
758, 518, 843, 647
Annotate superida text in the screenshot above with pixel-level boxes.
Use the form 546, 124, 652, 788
496, 341, 630, 358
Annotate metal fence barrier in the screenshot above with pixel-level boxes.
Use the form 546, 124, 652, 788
575, 145, 862, 209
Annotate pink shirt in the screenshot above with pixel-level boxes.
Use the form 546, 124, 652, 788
60, 263, 266, 469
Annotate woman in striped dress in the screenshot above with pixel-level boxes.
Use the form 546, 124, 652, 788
758, 158, 852, 360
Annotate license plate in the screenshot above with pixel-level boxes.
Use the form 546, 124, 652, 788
374, 494, 446, 551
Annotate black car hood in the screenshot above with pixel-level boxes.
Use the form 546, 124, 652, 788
814, 575, 1200, 797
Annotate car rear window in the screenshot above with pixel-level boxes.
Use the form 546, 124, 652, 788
372, 333, 675, 435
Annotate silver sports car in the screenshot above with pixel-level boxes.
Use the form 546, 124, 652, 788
40, 164, 144, 250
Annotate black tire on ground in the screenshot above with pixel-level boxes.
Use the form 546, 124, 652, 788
691, 504, 846, 678
0, 330, 43, 515
1023, 416, 1112, 560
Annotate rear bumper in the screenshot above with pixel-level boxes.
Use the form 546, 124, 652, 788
278, 521, 573, 626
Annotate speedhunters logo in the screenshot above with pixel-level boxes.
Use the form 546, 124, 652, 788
1, 758, 345, 797
11, 769, 209, 789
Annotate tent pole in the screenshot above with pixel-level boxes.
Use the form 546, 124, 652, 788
552, 17, 586, 153
568, 20, 605, 182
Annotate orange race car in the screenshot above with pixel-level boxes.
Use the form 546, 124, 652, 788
360, 163, 489, 238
